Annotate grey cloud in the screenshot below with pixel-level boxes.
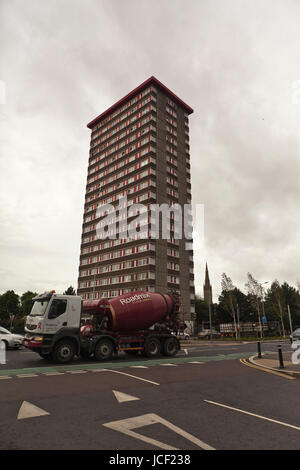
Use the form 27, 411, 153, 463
1, 0, 300, 300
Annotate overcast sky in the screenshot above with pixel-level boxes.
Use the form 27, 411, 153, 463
1, 0, 300, 300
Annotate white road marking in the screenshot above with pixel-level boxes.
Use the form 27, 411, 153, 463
103, 413, 215, 450
113, 390, 140, 403
43, 372, 65, 376
91, 369, 109, 372
130, 366, 148, 369
161, 363, 176, 367
0, 376, 12, 380
17, 401, 50, 420
106, 369, 159, 386
67, 370, 88, 374
17, 374, 38, 378
188, 361, 204, 364
204, 400, 300, 431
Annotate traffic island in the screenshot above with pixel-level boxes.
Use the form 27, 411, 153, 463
248, 351, 300, 378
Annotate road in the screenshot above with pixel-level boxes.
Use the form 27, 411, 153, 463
0, 340, 298, 450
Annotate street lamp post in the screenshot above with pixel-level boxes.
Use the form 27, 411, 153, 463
260, 281, 270, 338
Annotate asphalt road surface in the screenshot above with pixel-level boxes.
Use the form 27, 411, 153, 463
0, 340, 298, 451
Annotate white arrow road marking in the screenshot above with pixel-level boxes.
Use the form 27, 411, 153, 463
204, 400, 300, 431
103, 413, 215, 450
113, 390, 140, 403
17, 401, 50, 420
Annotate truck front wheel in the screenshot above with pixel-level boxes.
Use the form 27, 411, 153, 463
143, 337, 161, 358
94, 339, 114, 361
52, 340, 75, 363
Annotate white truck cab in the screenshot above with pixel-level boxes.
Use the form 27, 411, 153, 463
24, 291, 82, 361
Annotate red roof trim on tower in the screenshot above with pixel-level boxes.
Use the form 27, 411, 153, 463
87, 76, 193, 129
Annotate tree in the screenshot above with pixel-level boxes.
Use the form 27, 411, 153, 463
264, 281, 287, 336
63, 286, 76, 296
194, 295, 209, 333
245, 273, 264, 338
220, 273, 238, 339
20, 291, 38, 317
264, 282, 300, 334
0, 291, 20, 329
217, 287, 251, 323
281, 282, 300, 330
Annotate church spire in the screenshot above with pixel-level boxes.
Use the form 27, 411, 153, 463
203, 263, 213, 305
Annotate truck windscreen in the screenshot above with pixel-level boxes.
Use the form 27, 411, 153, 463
30, 301, 49, 317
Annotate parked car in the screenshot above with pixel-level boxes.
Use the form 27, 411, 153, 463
290, 328, 300, 343
171, 331, 190, 340
0, 327, 24, 349
177, 332, 190, 340
198, 329, 221, 339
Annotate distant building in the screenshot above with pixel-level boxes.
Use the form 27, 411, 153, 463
203, 263, 213, 306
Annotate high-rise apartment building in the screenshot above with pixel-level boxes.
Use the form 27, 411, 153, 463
77, 76, 195, 321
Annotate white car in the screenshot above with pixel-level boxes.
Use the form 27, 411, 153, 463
0, 327, 24, 349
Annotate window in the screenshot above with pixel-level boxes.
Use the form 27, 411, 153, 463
48, 300, 67, 319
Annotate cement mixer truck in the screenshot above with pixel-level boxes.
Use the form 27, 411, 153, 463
23, 290, 181, 364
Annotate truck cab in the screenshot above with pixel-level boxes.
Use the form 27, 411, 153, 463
24, 291, 82, 361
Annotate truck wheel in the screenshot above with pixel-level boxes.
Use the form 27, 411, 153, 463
94, 339, 114, 361
143, 337, 161, 358
52, 340, 75, 363
162, 337, 178, 357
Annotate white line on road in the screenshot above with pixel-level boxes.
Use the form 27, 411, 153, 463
43, 372, 65, 376
160, 364, 177, 367
17, 374, 38, 378
0, 376, 12, 379
67, 370, 88, 374
106, 369, 160, 386
130, 366, 148, 369
204, 400, 300, 432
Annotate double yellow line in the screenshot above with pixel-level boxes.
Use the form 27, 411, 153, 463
240, 358, 295, 380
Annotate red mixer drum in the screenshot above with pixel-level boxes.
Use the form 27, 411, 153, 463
108, 291, 174, 332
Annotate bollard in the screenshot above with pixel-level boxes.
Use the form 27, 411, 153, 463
257, 341, 262, 359
278, 345, 284, 369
